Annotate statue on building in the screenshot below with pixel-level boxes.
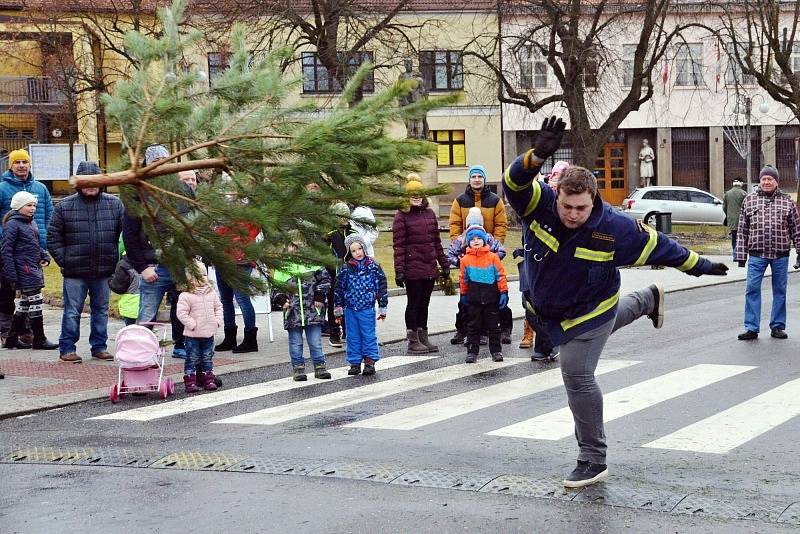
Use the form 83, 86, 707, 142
639, 139, 655, 187
398, 60, 429, 140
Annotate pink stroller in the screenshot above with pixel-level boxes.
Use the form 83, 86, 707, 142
109, 323, 175, 403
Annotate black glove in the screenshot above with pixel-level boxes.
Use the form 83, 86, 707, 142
512, 248, 524, 259
533, 116, 567, 161
738, 260, 746, 268
708, 262, 729, 276
396, 273, 405, 288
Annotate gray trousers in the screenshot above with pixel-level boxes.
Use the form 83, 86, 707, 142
559, 287, 656, 464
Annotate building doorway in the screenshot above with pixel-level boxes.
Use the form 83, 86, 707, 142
594, 143, 627, 206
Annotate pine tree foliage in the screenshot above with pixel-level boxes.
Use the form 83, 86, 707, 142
74, 0, 457, 293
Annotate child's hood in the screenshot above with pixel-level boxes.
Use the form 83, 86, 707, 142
190, 283, 214, 295
465, 244, 490, 257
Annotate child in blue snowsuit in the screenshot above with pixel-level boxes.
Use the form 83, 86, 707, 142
334, 234, 388, 376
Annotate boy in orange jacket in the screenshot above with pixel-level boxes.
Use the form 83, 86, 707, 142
459, 226, 508, 363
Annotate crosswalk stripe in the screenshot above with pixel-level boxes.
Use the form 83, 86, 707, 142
89, 356, 436, 422
347, 359, 640, 430
643, 377, 800, 454
486, 364, 755, 441
213, 359, 527, 426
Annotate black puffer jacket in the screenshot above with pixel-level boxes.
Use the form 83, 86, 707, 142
2, 213, 49, 289
48, 192, 124, 279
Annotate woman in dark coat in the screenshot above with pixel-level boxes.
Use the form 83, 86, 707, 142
392, 174, 449, 353
1, 191, 57, 350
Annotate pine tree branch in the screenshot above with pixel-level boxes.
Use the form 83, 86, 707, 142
70, 158, 227, 188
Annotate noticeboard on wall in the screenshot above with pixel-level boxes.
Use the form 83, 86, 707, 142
28, 144, 88, 181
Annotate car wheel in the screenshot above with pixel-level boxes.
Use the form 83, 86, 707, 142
644, 211, 658, 227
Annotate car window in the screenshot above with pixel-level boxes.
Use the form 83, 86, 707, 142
666, 190, 690, 202
643, 191, 666, 200
688, 191, 715, 204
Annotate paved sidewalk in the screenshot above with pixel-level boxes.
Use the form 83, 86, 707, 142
0, 255, 785, 418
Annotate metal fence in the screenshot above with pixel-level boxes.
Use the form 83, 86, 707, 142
723, 126, 762, 191
0, 77, 67, 106
672, 128, 709, 190
776, 126, 800, 192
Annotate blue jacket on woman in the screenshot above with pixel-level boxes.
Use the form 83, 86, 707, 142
2, 213, 49, 289
0, 170, 53, 250
48, 191, 124, 279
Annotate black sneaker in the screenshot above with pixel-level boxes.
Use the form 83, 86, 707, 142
647, 284, 664, 329
329, 338, 343, 348
563, 460, 609, 488
771, 328, 788, 339
491, 352, 503, 362
738, 330, 758, 340
347, 364, 361, 375
362, 363, 376, 376
450, 331, 465, 345
465, 353, 477, 364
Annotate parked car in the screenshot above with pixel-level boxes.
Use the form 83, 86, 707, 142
621, 186, 726, 226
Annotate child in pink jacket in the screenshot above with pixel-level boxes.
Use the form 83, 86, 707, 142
176, 262, 224, 393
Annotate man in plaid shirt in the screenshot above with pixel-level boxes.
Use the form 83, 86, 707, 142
735, 165, 800, 340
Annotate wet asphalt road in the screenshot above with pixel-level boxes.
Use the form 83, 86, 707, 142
2, 280, 800, 532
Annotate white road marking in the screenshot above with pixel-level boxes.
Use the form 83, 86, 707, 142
486, 364, 755, 440
213, 359, 526, 426
348, 359, 640, 430
89, 356, 435, 422
644, 377, 800, 454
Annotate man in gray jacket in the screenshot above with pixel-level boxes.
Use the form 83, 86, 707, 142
723, 178, 747, 260
48, 161, 124, 363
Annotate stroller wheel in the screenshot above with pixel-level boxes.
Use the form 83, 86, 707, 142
109, 384, 119, 404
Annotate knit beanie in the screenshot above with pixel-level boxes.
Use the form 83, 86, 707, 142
76, 161, 101, 175
8, 148, 30, 165
331, 201, 350, 217
465, 225, 488, 245
405, 173, 424, 194
144, 144, 169, 165
467, 165, 487, 184
344, 234, 369, 256
759, 165, 779, 182
10, 191, 37, 211
465, 207, 483, 228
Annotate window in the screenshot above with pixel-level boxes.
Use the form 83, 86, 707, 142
725, 43, 756, 86
430, 130, 465, 166
689, 191, 715, 204
208, 51, 255, 86
583, 49, 599, 89
621, 44, 636, 87
518, 46, 548, 89
301, 51, 375, 94
419, 51, 463, 91
675, 43, 703, 87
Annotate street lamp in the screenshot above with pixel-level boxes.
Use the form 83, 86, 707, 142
744, 95, 770, 193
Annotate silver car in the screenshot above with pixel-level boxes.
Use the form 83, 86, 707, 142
621, 186, 725, 226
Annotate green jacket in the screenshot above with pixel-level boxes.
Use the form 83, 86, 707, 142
723, 185, 747, 232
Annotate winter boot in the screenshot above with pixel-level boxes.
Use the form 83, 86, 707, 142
31, 316, 58, 350
232, 327, 258, 353
500, 329, 512, 345
406, 329, 429, 354
2, 314, 31, 349
416, 328, 439, 353
202, 371, 219, 390
293, 365, 308, 381
348, 364, 361, 376
450, 330, 466, 345
314, 363, 331, 379
519, 320, 534, 349
465, 352, 477, 364
362, 357, 376, 376
214, 326, 238, 352
184, 374, 201, 393
0, 312, 12, 345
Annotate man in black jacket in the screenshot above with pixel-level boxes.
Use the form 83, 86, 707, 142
48, 161, 124, 363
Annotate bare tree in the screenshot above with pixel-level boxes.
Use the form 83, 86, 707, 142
464, 0, 691, 168
717, 0, 800, 124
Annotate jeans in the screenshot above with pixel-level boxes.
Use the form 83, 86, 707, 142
287, 324, 325, 367
404, 279, 435, 330
744, 255, 788, 332
59, 277, 110, 354
730, 230, 738, 261
559, 287, 655, 464
138, 264, 184, 348
184, 336, 214, 375
217, 265, 256, 329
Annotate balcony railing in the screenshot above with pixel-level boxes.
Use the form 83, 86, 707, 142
0, 76, 68, 105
